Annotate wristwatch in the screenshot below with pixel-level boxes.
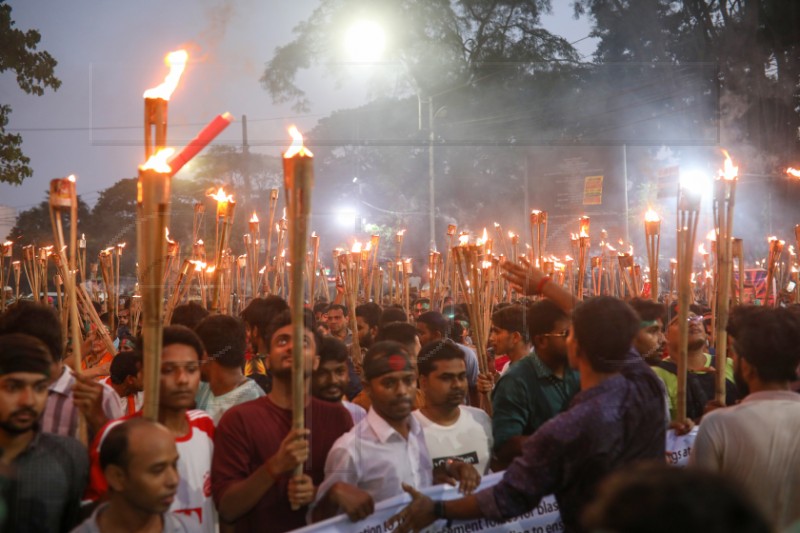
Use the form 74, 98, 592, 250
433, 500, 447, 520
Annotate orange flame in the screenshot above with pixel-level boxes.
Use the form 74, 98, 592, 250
458, 233, 470, 246
143, 50, 189, 100
67, 174, 76, 183
250, 212, 259, 223
787, 167, 800, 178
397, 229, 406, 237
284, 126, 313, 158
698, 244, 708, 255
481, 227, 488, 242
706, 229, 717, 241
352, 241, 362, 254
719, 149, 738, 181
140, 147, 175, 173
644, 209, 660, 222
208, 187, 234, 203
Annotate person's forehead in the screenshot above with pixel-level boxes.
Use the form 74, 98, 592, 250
432, 358, 466, 373
273, 324, 314, 340
162, 343, 199, 361
0, 372, 49, 384
375, 369, 415, 382
320, 359, 347, 371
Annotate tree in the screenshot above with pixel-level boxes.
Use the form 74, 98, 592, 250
6, 196, 91, 247
261, 0, 578, 111
0, 0, 61, 185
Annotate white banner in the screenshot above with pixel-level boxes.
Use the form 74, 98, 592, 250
295, 472, 563, 533
665, 426, 698, 467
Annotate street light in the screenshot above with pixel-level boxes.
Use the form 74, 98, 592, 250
344, 20, 386, 63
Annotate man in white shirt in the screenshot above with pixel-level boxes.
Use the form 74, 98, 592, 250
311, 341, 433, 523
103, 351, 143, 416
414, 339, 492, 489
691, 306, 800, 531
194, 314, 264, 424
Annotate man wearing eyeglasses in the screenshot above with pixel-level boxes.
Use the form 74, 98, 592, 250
654, 311, 739, 422
84, 325, 218, 533
490, 299, 580, 470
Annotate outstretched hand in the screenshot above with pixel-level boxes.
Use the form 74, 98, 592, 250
385, 483, 437, 533
501, 257, 547, 296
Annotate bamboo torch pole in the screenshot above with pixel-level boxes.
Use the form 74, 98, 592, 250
675, 180, 702, 422
283, 126, 314, 488
712, 153, 738, 403
645, 209, 661, 302
138, 149, 173, 420
765, 237, 784, 307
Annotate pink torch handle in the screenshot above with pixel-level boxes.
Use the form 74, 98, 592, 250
169, 112, 233, 176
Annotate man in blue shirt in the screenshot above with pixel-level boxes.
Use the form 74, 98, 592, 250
389, 278, 667, 533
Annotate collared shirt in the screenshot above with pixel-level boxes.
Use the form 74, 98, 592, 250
476, 353, 667, 533
313, 407, 433, 509
72, 502, 199, 533
491, 351, 580, 450
102, 377, 143, 416
42, 366, 123, 438
2, 430, 88, 533
195, 379, 265, 425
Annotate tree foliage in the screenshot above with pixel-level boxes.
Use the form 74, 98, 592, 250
261, 0, 578, 111
0, 1, 61, 185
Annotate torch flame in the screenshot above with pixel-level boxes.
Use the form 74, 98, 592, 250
644, 209, 660, 222
787, 167, 800, 178
706, 229, 717, 241
397, 229, 406, 237
250, 212, 259, 223
351, 241, 362, 254
458, 233, 470, 246
143, 50, 189, 100
481, 227, 488, 242
719, 149, 738, 181
768, 236, 778, 243
284, 125, 313, 158
208, 187, 234, 203
699, 244, 708, 255
140, 147, 175, 173
67, 174, 76, 183
508, 231, 515, 239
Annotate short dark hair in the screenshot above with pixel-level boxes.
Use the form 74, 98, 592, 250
318, 336, 349, 366
379, 307, 407, 328
527, 299, 569, 338
491, 305, 528, 341
109, 351, 142, 385
572, 297, 639, 372
241, 296, 290, 341
263, 309, 321, 350
727, 306, 800, 382
194, 315, 247, 368
160, 325, 204, 360
582, 462, 771, 533
0, 301, 63, 361
356, 303, 382, 329
170, 302, 210, 330
326, 304, 347, 316
313, 302, 329, 315
629, 298, 667, 323
375, 321, 418, 347
417, 340, 464, 376
416, 311, 448, 337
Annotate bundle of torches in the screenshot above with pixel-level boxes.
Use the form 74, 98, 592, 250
5, 46, 800, 441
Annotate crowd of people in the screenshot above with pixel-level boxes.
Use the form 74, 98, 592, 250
0, 259, 798, 533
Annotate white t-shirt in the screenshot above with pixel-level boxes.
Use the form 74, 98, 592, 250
413, 406, 493, 475
343, 400, 367, 425
87, 410, 217, 533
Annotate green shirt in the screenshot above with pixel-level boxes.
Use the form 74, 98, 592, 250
652, 353, 736, 421
491, 351, 581, 451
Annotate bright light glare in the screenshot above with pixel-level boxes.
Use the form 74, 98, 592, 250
344, 20, 386, 62
680, 168, 712, 199
336, 209, 358, 227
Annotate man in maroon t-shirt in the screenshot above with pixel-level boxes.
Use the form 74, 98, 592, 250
212, 309, 353, 532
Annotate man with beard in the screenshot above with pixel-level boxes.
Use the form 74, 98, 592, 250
355, 302, 381, 350
0, 333, 88, 532
491, 299, 580, 470
310, 341, 435, 523
629, 298, 667, 364
73, 418, 198, 533
654, 310, 738, 421
414, 340, 492, 488
691, 306, 800, 530
85, 326, 217, 533
212, 310, 353, 532
311, 336, 366, 424
386, 296, 667, 533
